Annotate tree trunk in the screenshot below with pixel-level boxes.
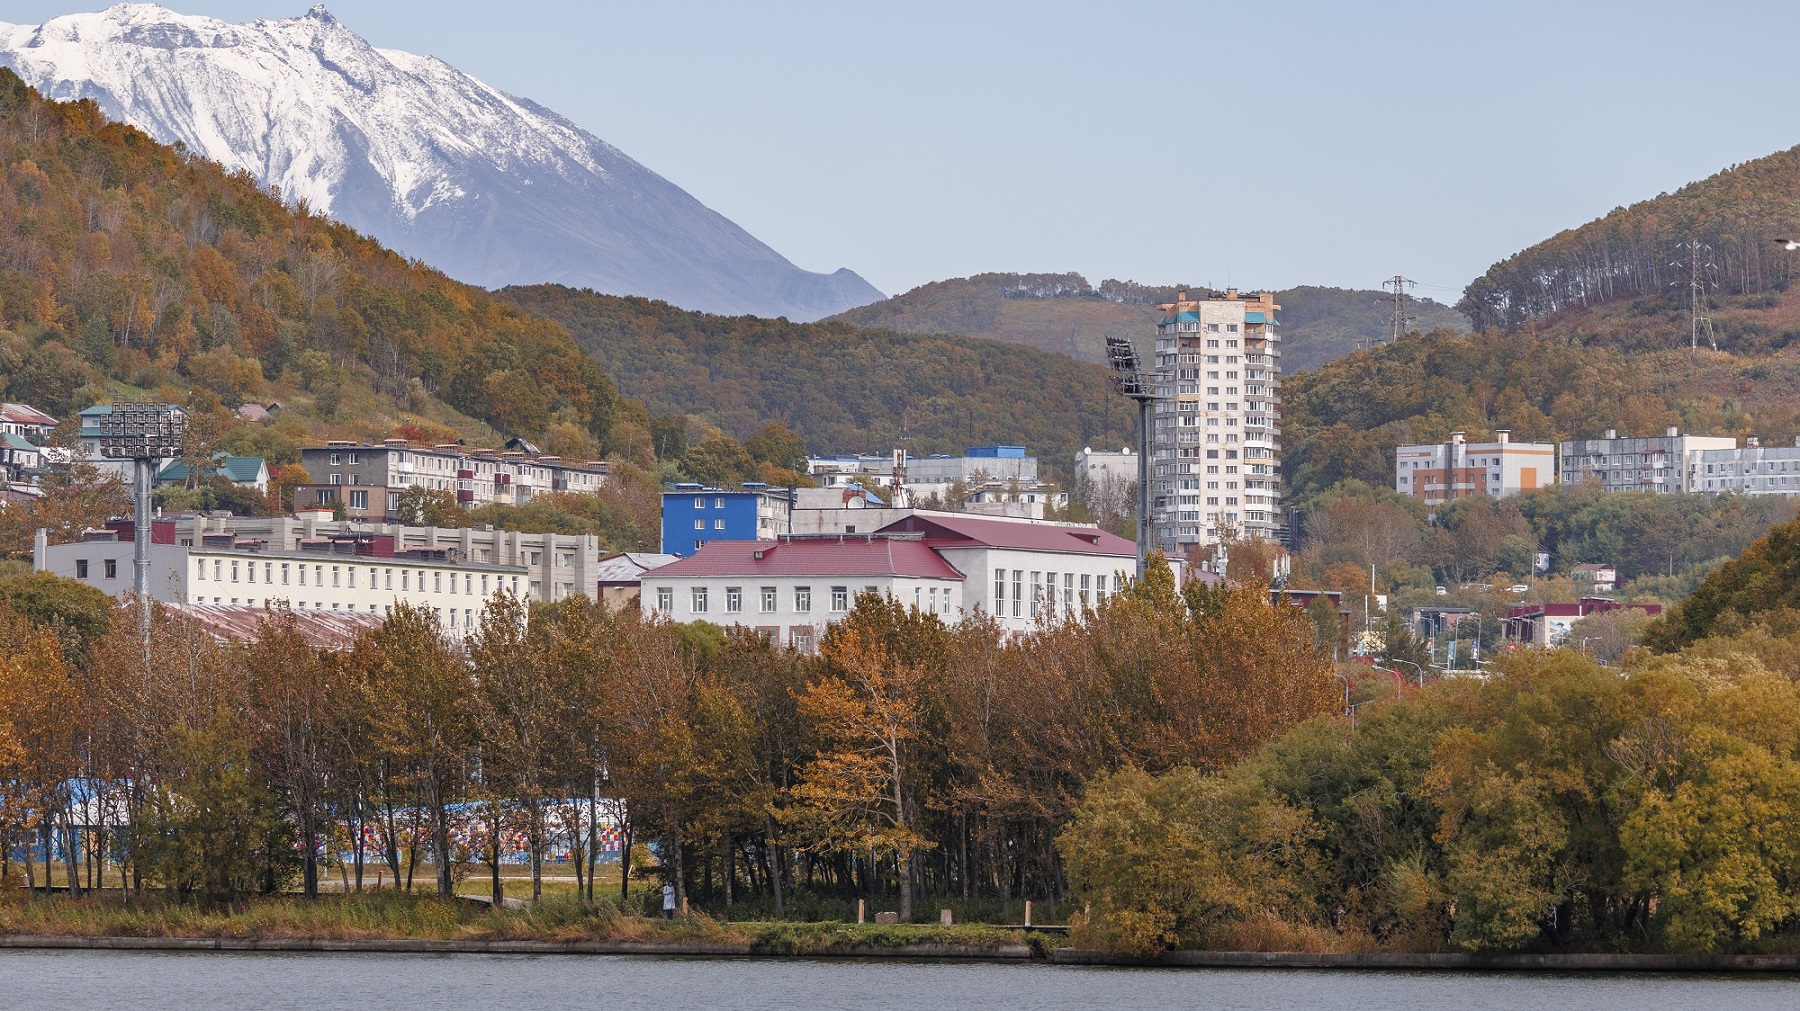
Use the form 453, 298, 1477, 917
899, 848, 914, 922
434, 802, 454, 899
529, 803, 544, 904
301, 813, 319, 900
764, 813, 785, 920
670, 822, 687, 910
618, 818, 633, 903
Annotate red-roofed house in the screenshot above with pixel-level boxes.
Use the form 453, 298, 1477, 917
876, 514, 1136, 631
639, 535, 966, 652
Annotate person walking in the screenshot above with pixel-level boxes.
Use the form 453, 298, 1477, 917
662, 882, 676, 920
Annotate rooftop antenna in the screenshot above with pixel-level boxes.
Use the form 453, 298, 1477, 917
1104, 333, 1168, 579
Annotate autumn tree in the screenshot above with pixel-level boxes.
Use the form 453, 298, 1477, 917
357, 603, 472, 899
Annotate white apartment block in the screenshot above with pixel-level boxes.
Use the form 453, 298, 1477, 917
1075, 446, 1137, 488
1150, 290, 1283, 559
172, 511, 602, 602
1395, 430, 1555, 507
1559, 427, 1737, 494
295, 440, 608, 520
35, 528, 528, 639
1691, 437, 1800, 497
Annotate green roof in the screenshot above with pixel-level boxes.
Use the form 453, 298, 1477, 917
2, 432, 39, 452
158, 454, 266, 485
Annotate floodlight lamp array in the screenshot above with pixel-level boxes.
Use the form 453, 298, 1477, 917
97, 402, 188, 459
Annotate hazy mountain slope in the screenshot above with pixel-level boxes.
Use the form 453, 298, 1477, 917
829, 273, 1466, 371
0, 4, 882, 321
499, 284, 1137, 474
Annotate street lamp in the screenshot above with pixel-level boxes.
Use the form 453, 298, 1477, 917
1331, 670, 1356, 735
1104, 334, 1169, 580
1389, 657, 1427, 689
97, 401, 186, 638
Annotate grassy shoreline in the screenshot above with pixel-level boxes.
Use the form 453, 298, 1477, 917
0, 891, 1037, 957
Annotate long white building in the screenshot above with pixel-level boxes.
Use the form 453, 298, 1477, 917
1395, 430, 1555, 507
1149, 290, 1283, 561
35, 522, 528, 638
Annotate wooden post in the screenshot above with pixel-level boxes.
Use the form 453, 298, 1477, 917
857, 898, 866, 924
1024, 900, 1032, 927
680, 896, 689, 917
940, 908, 953, 926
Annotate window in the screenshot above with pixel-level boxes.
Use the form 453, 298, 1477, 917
349, 490, 368, 510
714, 519, 725, 530
760, 586, 778, 613
231, 561, 240, 582
1081, 573, 1092, 605
928, 587, 938, 613
692, 586, 709, 613
347, 452, 360, 465
790, 627, 815, 654
994, 568, 1006, 608
726, 586, 743, 613
694, 518, 706, 530
103, 558, 117, 578
694, 496, 704, 508
528, 550, 542, 566
914, 587, 922, 608
1012, 570, 1024, 618
75, 559, 88, 578
656, 587, 673, 612
941, 588, 951, 614
831, 586, 849, 611
329, 452, 342, 466
329, 473, 342, 486
402, 571, 410, 591
434, 571, 442, 592
348, 568, 356, 588
1029, 572, 1041, 617
715, 497, 725, 509
794, 586, 812, 612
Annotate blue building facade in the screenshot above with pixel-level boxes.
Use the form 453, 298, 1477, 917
660, 483, 783, 557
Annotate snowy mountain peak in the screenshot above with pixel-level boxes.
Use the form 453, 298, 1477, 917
0, 5, 882, 320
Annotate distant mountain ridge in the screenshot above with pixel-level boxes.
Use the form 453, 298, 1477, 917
0, 3, 883, 321
830, 273, 1467, 371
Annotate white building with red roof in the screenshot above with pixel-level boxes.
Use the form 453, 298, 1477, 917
875, 514, 1136, 632
640, 534, 966, 652
639, 515, 1137, 646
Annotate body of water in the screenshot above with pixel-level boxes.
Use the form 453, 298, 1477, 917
2, 949, 1798, 1010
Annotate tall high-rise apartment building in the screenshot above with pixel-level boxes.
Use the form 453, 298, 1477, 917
1150, 290, 1282, 562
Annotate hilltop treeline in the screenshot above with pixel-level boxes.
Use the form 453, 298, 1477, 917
1459, 146, 1800, 331
499, 284, 1136, 471
0, 564, 1331, 915
0, 69, 617, 443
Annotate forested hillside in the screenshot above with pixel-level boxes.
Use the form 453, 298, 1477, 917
830, 272, 1465, 371
500, 284, 1135, 473
1287, 143, 1800, 513
0, 69, 620, 452
1459, 145, 1800, 332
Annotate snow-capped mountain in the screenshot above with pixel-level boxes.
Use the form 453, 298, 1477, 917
0, 4, 883, 320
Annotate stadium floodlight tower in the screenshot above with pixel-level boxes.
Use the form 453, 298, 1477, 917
1104, 334, 1167, 579
97, 401, 186, 635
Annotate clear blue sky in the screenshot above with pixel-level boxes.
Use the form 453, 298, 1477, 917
13, 1, 1800, 300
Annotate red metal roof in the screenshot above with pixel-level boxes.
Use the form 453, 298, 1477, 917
640, 537, 965, 580
0, 402, 58, 428
877, 514, 1134, 557
164, 603, 384, 649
